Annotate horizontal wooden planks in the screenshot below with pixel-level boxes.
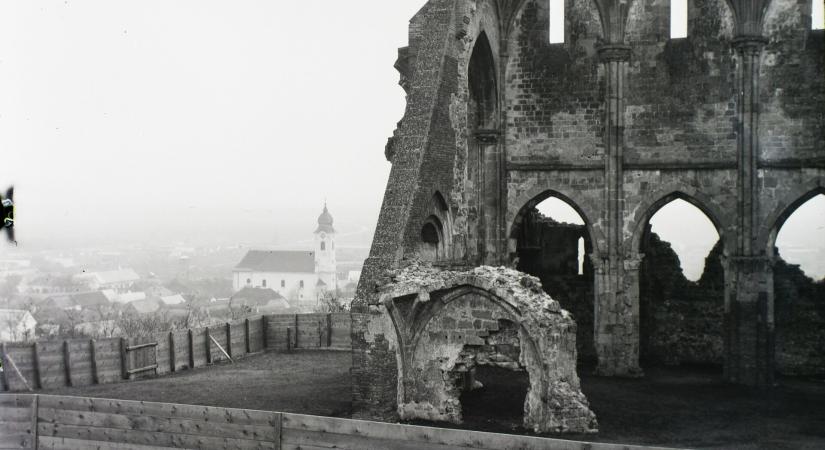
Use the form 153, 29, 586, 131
281, 413, 673, 450
2, 344, 35, 392
0, 394, 35, 450
37, 395, 281, 450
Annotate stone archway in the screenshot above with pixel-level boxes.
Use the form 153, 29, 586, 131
380, 263, 598, 434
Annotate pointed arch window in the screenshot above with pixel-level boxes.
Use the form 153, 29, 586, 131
549, 0, 565, 43
671, 0, 688, 38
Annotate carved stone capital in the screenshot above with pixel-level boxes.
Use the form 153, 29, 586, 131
474, 129, 500, 145
732, 35, 768, 54
596, 44, 631, 63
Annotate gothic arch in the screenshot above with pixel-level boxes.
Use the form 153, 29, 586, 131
508, 188, 606, 257
761, 183, 825, 254
629, 189, 730, 255
379, 267, 597, 433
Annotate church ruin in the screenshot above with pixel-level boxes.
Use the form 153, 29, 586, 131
352, 0, 824, 430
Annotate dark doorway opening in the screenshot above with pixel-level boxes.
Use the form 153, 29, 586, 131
459, 366, 529, 428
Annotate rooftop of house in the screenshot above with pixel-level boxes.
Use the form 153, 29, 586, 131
71, 291, 111, 308
234, 250, 315, 274
0, 309, 35, 325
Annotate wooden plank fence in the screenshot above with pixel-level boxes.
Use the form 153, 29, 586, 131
0, 313, 352, 393
0, 393, 680, 450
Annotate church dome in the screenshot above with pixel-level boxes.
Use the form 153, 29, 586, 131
315, 203, 335, 233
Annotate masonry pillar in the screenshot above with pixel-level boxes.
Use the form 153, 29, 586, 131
476, 130, 502, 265
726, 35, 774, 386
593, 44, 642, 377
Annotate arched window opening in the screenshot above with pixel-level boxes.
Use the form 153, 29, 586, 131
639, 197, 723, 369
515, 194, 595, 365
468, 32, 497, 130
321, 241, 326, 251
814, 0, 824, 30
647, 199, 718, 282
548, 0, 565, 43
262, 279, 267, 288
419, 216, 445, 262
422, 223, 440, 244
772, 193, 825, 376
671, 0, 688, 38
775, 194, 825, 280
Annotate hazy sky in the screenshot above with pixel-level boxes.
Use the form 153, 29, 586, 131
1, 1, 822, 278
0, 0, 427, 248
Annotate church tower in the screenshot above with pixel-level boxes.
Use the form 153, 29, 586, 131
314, 203, 337, 292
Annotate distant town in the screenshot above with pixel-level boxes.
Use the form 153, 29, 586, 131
0, 203, 366, 342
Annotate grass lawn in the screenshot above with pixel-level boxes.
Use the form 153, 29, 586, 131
40, 351, 825, 449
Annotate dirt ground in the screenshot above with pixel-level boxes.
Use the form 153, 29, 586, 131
40, 350, 353, 417
41, 351, 825, 449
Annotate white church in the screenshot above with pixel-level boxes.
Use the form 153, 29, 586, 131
232, 203, 337, 306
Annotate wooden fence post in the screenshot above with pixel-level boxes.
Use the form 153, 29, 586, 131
169, 331, 176, 373
286, 327, 292, 352
90, 339, 99, 385
294, 314, 299, 349
0, 343, 8, 391
62, 340, 72, 387
225, 322, 232, 359
187, 329, 195, 369
120, 337, 129, 380
327, 313, 333, 348
205, 327, 212, 364
29, 394, 38, 446
261, 315, 268, 351
244, 318, 251, 354
32, 342, 42, 389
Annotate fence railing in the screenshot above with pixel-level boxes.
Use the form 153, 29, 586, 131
0, 393, 678, 450
0, 313, 352, 393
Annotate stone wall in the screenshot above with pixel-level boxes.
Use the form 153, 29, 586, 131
361, 263, 598, 434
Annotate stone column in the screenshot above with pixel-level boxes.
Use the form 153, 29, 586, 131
726, 35, 774, 386
593, 44, 642, 377
475, 129, 501, 266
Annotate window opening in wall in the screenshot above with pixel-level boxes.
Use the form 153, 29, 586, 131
549, 0, 565, 43
262, 279, 267, 288
516, 194, 595, 364
775, 194, 825, 280
281, 280, 286, 288
813, 0, 825, 30
639, 197, 723, 368
300, 280, 304, 288
772, 192, 825, 376
647, 199, 717, 282
246, 278, 251, 285
577, 237, 585, 275
671, 0, 688, 38
321, 241, 326, 251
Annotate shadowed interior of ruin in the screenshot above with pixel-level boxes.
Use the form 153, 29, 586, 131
515, 206, 596, 364
459, 366, 530, 427
514, 205, 825, 376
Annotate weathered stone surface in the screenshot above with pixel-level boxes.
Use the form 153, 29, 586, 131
379, 262, 597, 434
354, 0, 824, 424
